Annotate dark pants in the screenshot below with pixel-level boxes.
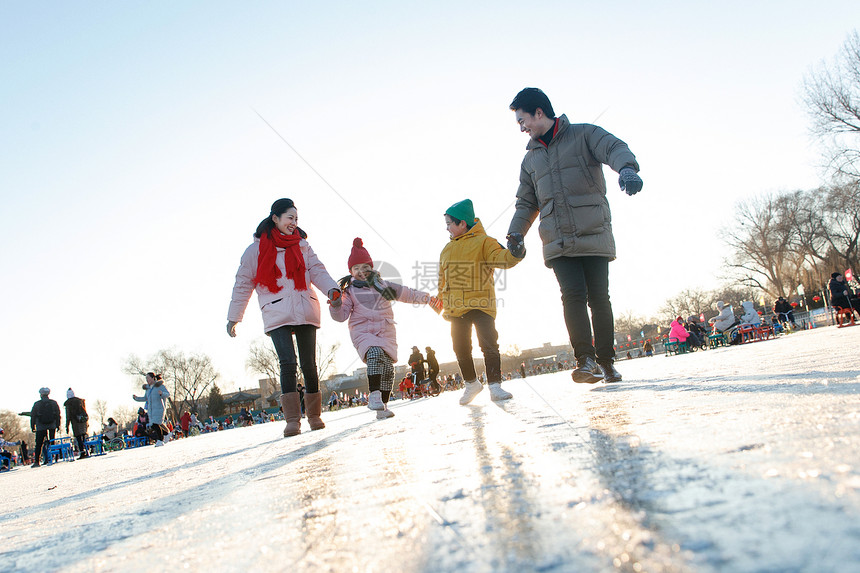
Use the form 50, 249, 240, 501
450, 310, 501, 383
73, 433, 86, 455
148, 424, 165, 441
34, 428, 56, 464
687, 331, 704, 348
270, 324, 320, 394
776, 311, 796, 325
550, 256, 615, 363
832, 297, 860, 318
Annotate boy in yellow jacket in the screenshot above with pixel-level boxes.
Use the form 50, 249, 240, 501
439, 199, 525, 404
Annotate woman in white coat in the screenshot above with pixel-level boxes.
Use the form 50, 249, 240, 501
227, 198, 341, 437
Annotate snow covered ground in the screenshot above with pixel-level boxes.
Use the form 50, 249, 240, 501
2, 325, 860, 573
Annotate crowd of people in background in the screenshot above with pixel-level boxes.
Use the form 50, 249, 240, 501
0, 375, 297, 470
654, 272, 859, 354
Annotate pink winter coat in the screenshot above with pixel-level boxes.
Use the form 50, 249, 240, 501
228, 236, 339, 332
330, 281, 431, 362
668, 320, 690, 342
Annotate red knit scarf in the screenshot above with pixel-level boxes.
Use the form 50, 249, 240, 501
254, 231, 308, 293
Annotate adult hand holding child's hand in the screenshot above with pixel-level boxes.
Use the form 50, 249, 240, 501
506, 233, 526, 259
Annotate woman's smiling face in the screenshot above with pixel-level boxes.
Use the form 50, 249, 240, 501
272, 207, 298, 235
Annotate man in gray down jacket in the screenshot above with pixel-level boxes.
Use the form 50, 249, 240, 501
506, 88, 643, 384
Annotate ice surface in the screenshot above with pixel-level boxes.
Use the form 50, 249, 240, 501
2, 326, 859, 572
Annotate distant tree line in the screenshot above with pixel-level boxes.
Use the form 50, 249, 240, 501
615, 32, 860, 342
720, 30, 860, 300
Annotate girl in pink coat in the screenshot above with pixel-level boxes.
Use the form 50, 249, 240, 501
330, 238, 441, 420
668, 317, 691, 348
227, 198, 341, 437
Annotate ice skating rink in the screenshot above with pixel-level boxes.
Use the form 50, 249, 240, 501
2, 326, 860, 573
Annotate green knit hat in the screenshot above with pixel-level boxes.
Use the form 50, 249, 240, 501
445, 199, 475, 226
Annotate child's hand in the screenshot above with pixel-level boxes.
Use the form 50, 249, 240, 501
429, 296, 443, 313
328, 289, 342, 308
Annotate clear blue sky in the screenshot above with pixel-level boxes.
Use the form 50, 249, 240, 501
2, 1, 857, 416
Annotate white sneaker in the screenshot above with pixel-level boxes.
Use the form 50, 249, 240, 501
367, 390, 384, 411
459, 380, 483, 405
488, 383, 512, 402
376, 408, 395, 420
154, 440, 164, 447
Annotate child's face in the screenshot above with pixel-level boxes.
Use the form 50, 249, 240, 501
445, 215, 468, 239
350, 262, 373, 281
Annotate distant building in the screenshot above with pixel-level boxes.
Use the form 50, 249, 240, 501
220, 377, 279, 414
221, 389, 261, 415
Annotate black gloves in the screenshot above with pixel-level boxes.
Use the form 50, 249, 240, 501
506, 233, 526, 259
618, 167, 643, 196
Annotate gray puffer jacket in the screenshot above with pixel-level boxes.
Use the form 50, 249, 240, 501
507, 114, 639, 264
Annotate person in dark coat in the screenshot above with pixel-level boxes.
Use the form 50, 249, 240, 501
773, 297, 796, 327
133, 408, 150, 438
408, 346, 426, 382
685, 317, 707, 349
30, 387, 60, 468
425, 346, 440, 384
829, 272, 858, 318
64, 388, 89, 459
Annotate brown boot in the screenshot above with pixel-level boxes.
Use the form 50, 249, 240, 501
305, 392, 325, 430
279, 392, 302, 437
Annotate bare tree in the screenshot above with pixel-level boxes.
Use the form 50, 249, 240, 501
246, 338, 340, 392
0, 410, 29, 443
803, 30, 860, 180
123, 349, 220, 423
246, 338, 280, 384
708, 284, 758, 314
502, 344, 521, 357
658, 288, 713, 324
500, 344, 523, 372
820, 181, 860, 272
615, 309, 657, 341
723, 184, 860, 304
317, 342, 340, 381
110, 405, 137, 433
722, 194, 808, 298
93, 399, 108, 427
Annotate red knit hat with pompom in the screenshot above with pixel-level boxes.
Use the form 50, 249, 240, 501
348, 238, 373, 269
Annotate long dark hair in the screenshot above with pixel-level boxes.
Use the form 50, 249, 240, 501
254, 198, 307, 239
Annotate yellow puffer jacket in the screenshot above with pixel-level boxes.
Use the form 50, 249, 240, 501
438, 219, 521, 319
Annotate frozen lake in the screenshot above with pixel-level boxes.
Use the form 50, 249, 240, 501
2, 325, 860, 572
